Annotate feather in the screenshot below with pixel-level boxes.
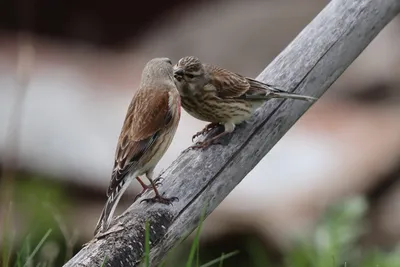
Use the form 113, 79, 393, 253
205, 64, 250, 98
107, 89, 172, 198
94, 88, 174, 235
245, 78, 316, 102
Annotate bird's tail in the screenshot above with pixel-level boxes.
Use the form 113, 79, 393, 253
93, 179, 130, 236
268, 89, 316, 102
246, 78, 317, 102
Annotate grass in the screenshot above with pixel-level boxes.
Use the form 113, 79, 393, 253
142, 204, 239, 267
2, 202, 14, 267
22, 229, 52, 267
0, 177, 72, 266
2, 196, 400, 266
3, 229, 52, 267
101, 256, 108, 267
198, 251, 240, 267
145, 220, 151, 267
185, 207, 206, 267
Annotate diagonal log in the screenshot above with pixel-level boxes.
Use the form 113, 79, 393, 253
63, 0, 400, 266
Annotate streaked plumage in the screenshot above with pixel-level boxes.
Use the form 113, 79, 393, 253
94, 57, 181, 235
173, 56, 316, 148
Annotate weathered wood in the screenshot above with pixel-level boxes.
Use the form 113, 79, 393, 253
63, 0, 400, 266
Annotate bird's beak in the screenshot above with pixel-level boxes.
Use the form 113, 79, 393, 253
173, 68, 184, 81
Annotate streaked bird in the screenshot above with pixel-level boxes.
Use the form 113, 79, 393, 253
173, 56, 316, 148
94, 57, 181, 235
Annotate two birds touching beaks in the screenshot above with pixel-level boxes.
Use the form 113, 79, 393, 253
93, 56, 317, 236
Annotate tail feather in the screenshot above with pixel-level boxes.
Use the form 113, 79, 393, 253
245, 78, 317, 102
93, 178, 131, 236
269, 90, 317, 102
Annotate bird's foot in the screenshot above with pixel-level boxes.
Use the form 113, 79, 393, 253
192, 123, 220, 142
153, 176, 164, 185
140, 194, 179, 205
134, 178, 164, 202
191, 136, 225, 150
191, 140, 213, 150
191, 129, 230, 150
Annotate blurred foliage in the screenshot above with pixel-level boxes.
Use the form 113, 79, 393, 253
2, 185, 400, 267
161, 196, 400, 267
1, 174, 74, 266
282, 197, 400, 267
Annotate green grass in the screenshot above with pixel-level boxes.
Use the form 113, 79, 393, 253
143, 205, 239, 267
186, 207, 206, 267
22, 229, 52, 267
199, 251, 240, 267
0, 177, 71, 266
157, 197, 400, 267
101, 255, 108, 267
2, 202, 14, 267
3, 229, 52, 267
145, 220, 151, 267
3, 196, 400, 266
282, 197, 400, 267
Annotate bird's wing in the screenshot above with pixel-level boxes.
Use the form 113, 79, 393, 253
204, 64, 250, 98
243, 77, 291, 97
107, 88, 173, 198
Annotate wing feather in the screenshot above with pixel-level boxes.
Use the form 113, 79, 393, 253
204, 64, 250, 98
204, 63, 314, 102
107, 88, 172, 197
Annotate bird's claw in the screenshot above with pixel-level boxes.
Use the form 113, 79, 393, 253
140, 195, 179, 205
191, 138, 220, 150
192, 132, 202, 143
192, 123, 219, 142
153, 176, 164, 186
191, 142, 210, 150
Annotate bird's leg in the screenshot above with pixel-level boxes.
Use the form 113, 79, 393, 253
140, 176, 178, 205
192, 122, 220, 142
134, 176, 162, 202
192, 122, 235, 149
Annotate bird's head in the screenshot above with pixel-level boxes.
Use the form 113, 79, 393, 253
173, 56, 207, 93
141, 57, 175, 86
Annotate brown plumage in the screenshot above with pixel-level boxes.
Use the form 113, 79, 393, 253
94, 57, 181, 235
173, 56, 316, 148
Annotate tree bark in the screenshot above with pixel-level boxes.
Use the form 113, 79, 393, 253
63, 0, 400, 266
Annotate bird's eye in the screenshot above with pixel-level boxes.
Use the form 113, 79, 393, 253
186, 73, 195, 79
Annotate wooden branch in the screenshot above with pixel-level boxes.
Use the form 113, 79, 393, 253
64, 0, 400, 266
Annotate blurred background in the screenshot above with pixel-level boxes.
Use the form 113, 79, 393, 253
1, 0, 400, 266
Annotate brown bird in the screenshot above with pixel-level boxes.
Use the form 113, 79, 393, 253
173, 56, 316, 149
94, 57, 181, 235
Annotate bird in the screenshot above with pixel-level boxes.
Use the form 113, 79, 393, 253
94, 57, 181, 235
173, 56, 316, 149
